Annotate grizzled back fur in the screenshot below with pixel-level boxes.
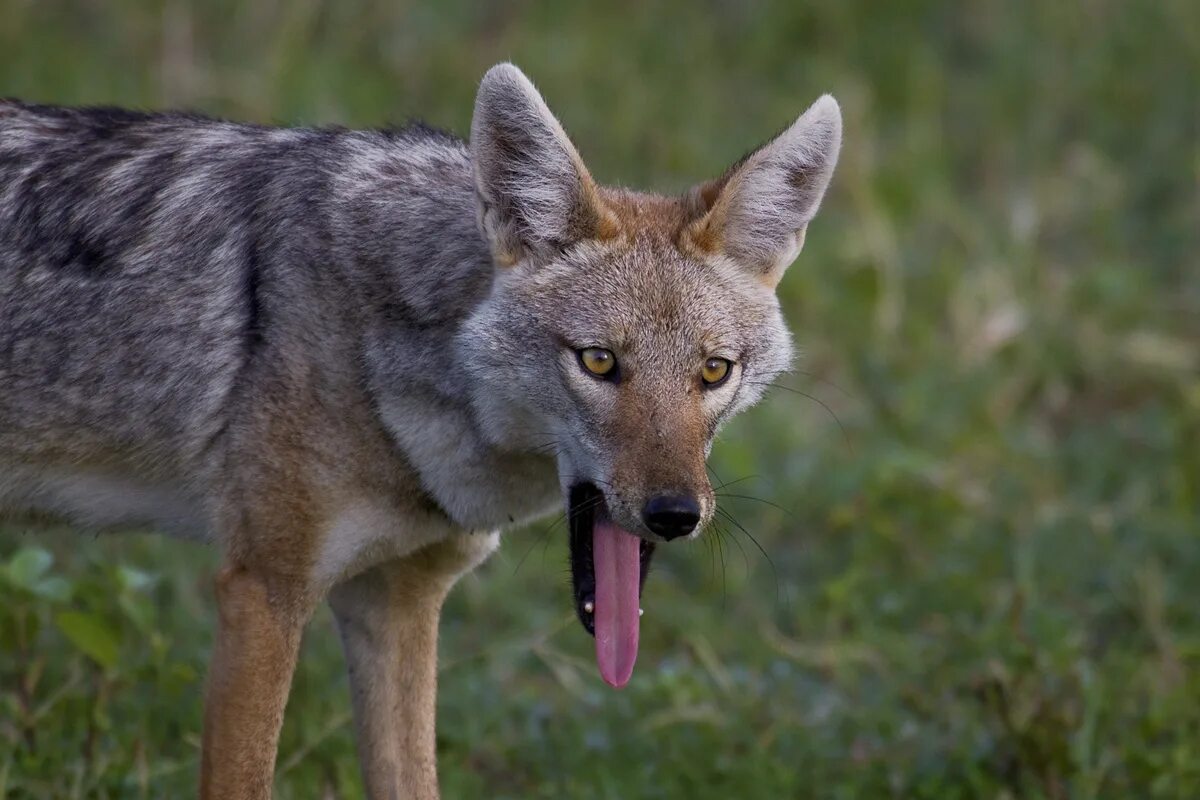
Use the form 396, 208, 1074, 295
0, 98, 497, 537
0, 104, 479, 448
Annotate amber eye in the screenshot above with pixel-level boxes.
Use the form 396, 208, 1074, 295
701, 357, 732, 387
579, 347, 617, 378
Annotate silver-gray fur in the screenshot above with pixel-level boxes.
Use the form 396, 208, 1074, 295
0, 63, 841, 799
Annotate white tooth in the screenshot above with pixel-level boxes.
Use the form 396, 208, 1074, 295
583, 601, 594, 614
639, 608, 644, 617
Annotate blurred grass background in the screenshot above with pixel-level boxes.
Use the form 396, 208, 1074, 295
1, 0, 1197, 797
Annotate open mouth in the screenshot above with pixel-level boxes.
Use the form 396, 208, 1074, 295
568, 482, 655, 688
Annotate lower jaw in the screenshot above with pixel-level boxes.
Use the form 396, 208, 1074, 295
567, 483, 655, 637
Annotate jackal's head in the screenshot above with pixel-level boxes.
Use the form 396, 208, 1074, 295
462, 64, 841, 686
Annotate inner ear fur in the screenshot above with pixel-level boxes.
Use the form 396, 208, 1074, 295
682, 94, 842, 287
471, 63, 620, 266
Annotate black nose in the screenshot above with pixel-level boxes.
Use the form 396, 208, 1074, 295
642, 494, 701, 541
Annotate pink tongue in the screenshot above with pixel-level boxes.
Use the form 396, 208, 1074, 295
593, 519, 642, 688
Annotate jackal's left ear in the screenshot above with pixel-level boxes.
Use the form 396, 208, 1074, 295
471, 64, 618, 266
685, 95, 842, 288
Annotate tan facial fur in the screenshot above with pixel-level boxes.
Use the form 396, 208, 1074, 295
465, 64, 840, 541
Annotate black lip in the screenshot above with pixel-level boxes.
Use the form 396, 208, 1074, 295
568, 482, 655, 637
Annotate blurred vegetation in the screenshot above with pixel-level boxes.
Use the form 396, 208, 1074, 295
1, 0, 1198, 797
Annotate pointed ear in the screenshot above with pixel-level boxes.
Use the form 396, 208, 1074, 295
684, 95, 842, 287
471, 63, 618, 266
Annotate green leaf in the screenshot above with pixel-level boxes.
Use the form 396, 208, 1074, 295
117, 566, 155, 592
32, 576, 72, 603
55, 611, 119, 670
6, 547, 53, 589
118, 592, 153, 634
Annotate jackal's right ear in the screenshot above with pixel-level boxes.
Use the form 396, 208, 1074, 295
471, 63, 618, 266
684, 95, 842, 288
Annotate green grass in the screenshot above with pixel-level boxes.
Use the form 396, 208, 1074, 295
2, 1, 1198, 797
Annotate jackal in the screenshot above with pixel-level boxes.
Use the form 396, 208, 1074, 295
0, 63, 841, 798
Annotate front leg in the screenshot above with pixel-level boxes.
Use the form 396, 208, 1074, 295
329, 532, 499, 800
200, 565, 308, 800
